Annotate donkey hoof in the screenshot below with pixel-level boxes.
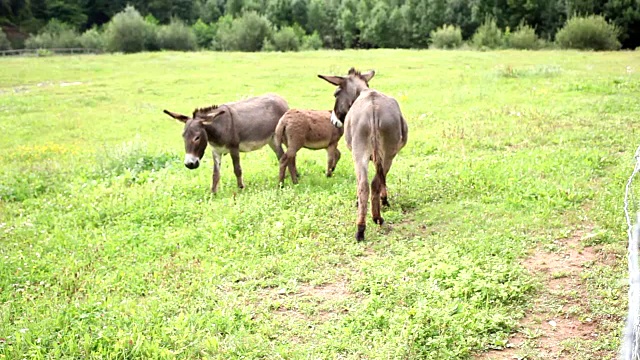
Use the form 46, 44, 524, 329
373, 217, 384, 226
382, 197, 390, 207
356, 224, 366, 242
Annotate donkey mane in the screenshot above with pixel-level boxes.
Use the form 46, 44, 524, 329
192, 105, 219, 118
348, 67, 369, 86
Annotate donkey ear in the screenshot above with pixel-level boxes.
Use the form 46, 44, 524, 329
362, 70, 375, 82
318, 74, 344, 86
163, 109, 190, 123
201, 110, 225, 125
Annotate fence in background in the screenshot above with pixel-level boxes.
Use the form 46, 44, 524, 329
0, 48, 102, 57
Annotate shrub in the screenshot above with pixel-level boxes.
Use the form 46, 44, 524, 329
555, 15, 621, 51
429, 24, 463, 49
143, 17, 160, 51
272, 26, 300, 51
301, 31, 322, 50
193, 19, 216, 49
262, 38, 276, 52
25, 19, 81, 49
472, 17, 503, 49
216, 11, 272, 51
0, 28, 12, 50
158, 19, 197, 51
508, 23, 540, 49
104, 5, 158, 53
79, 27, 105, 50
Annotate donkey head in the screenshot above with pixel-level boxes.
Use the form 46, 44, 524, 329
163, 106, 226, 169
318, 68, 375, 128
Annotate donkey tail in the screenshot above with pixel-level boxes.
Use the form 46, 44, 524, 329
274, 116, 286, 150
371, 107, 385, 184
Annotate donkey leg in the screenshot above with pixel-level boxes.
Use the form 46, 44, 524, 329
381, 156, 395, 207
371, 174, 384, 226
278, 153, 289, 186
326, 144, 341, 177
211, 151, 222, 193
289, 153, 299, 184
268, 137, 284, 161
354, 156, 369, 242
230, 148, 244, 189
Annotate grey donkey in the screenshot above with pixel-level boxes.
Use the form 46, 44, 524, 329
318, 68, 408, 241
274, 109, 344, 185
163, 94, 289, 193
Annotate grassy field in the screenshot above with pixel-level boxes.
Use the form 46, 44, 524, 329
0, 49, 638, 359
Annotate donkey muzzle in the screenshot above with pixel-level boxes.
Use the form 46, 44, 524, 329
184, 154, 200, 169
330, 111, 343, 128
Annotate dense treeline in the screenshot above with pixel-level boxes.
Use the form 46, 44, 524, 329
1, 0, 638, 51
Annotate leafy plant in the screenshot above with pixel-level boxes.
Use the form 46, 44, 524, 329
429, 24, 463, 49
472, 17, 503, 49
555, 15, 621, 51
79, 27, 105, 51
24, 19, 81, 49
0, 28, 12, 50
104, 5, 158, 53
158, 19, 197, 51
508, 22, 541, 50
271, 26, 300, 51
215, 11, 272, 51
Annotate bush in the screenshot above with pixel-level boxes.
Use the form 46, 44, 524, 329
301, 31, 322, 50
429, 24, 463, 49
555, 15, 621, 51
104, 5, 158, 53
272, 26, 300, 51
0, 28, 12, 50
508, 23, 540, 49
158, 19, 197, 51
193, 19, 216, 49
79, 28, 105, 50
25, 19, 81, 49
216, 11, 272, 51
472, 17, 503, 49
143, 17, 160, 51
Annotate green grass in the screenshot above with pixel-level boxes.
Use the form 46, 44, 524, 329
0, 49, 638, 359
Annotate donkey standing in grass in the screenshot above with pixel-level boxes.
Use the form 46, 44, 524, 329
275, 109, 344, 185
318, 68, 408, 241
163, 94, 288, 193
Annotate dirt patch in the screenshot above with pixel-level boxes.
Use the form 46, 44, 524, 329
476, 228, 612, 360
296, 281, 351, 301
264, 280, 354, 322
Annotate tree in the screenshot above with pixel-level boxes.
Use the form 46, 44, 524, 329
291, 0, 308, 29
267, 0, 293, 28
200, 0, 224, 23
604, 0, 640, 48
225, 0, 244, 16
46, 0, 87, 28
307, 0, 340, 47
337, 7, 358, 47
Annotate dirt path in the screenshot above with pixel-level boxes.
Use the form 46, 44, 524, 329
476, 228, 619, 359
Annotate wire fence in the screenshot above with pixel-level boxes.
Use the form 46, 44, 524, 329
0, 48, 103, 57
621, 145, 640, 360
